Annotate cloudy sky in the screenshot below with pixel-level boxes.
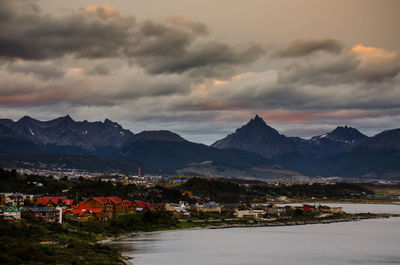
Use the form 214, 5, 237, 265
1, 0, 400, 144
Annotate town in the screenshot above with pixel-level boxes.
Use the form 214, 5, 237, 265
2, 167, 400, 224
2, 172, 398, 262
1, 168, 399, 265
0, 192, 344, 223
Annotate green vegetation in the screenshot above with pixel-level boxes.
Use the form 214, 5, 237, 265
0, 168, 192, 203
69, 211, 179, 235
0, 168, 380, 204
0, 211, 182, 265
0, 217, 123, 265
271, 182, 373, 198
182, 177, 248, 203
181, 177, 376, 203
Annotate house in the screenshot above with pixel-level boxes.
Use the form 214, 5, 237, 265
1, 193, 40, 207
6, 193, 24, 206
265, 204, 286, 216
106, 197, 128, 217
65, 205, 106, 221
165, 201, 190, 216
165, 203, 180, 212
318, 205, 343, 213
22, 194, 37, 203
123, 200, 137, 214
235, 209, 265, 219
134, 200, 155, 212
196, 202, 222, 213
83, 197, 114, 219
3, 205, 21, 220
83, 197, 129, 218
172, 208, 191, 217
24, 207, 62, 223
35, 197, 73, 207
221, 204, 237, 214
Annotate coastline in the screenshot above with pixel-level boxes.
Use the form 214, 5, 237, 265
104, 213, 400, 264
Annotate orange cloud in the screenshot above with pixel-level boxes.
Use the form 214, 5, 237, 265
351, 44, 400, 77
213, 80, 229, 86
69, 67, 84, 73
352, 44, 398, 58
86, 5, 120, 19
319, 109, 370, 118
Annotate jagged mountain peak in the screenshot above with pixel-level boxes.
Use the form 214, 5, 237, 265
104, 118, 122, 129
250, 114, 264, 124
1, 115, 135, 149
246, 114, 269, 127
212, 115, 294, 158
312, 125, 367, 143
63, 114, 73, 121
331, 125, 362, 134
235, 115, 281, 138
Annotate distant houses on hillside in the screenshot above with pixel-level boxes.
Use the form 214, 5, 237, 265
1, 191, 343, 223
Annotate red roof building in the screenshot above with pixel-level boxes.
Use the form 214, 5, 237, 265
35, 196, 70, 206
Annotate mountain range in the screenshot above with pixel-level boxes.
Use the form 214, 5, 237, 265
0, 115, 399, 179
0, 115, 271, 173
212, 115, 400, 179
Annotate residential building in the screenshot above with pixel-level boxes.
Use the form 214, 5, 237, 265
24, 207, 62, 223
3, 205, 21, 220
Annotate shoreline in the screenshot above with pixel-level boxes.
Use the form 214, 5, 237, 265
275, 200, 400, 205
104, 213, 400, 242
103, 213, 400, 264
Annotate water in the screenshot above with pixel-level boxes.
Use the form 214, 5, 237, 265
111, 204, 400, 265
276, 203, 400, 214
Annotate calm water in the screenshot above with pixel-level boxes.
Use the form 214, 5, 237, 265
111, 204, 400, 265
276, 203, 400, 214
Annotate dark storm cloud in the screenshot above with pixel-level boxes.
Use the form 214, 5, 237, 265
0, 65, 191, 107
200, 41, 400, 112
279, 48, 400, 85
0, 1, 135, 60
0, 0, 263, 76
278, 55, 360, 85
136, 41, 264, 75
276, 38, 343, 57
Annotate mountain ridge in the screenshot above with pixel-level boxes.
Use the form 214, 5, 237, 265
1, 115, 399, 179
0, 115, 274, 173
212, 115, 400, 179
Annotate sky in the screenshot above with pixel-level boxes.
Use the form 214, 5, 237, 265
1, 0, 400, 144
